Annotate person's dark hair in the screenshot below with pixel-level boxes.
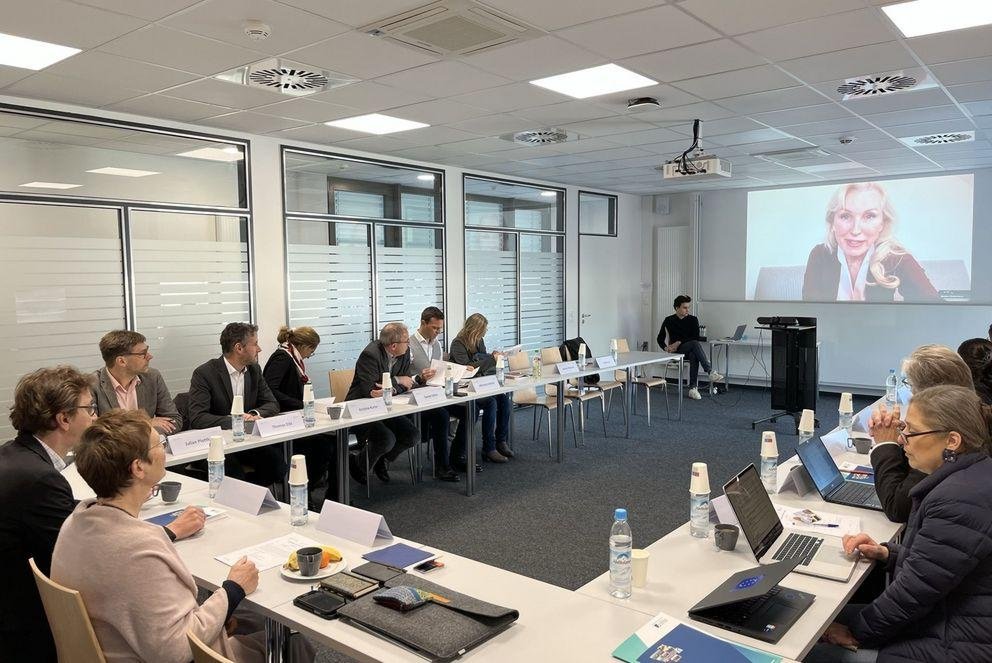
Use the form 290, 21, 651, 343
75, 410, 153, 499
958, 338, 992, 405
220, 322, 258, 354
9, 366, 91, 433
910, 385, 992, 457
673, 295, 691, 309
99, 330, 147, 366
988, 322, 992, 342
420, 306, 444, 323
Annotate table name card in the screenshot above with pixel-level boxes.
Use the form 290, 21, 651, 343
214, 477, 280, 515
467, 375, 500, 392
556, 361, 580, 376
252, 412, 306, 437
166, 426, 222, 456
595, 355, 617, 368
344, 398, 388, 419
411, 387, 446, 406
317, 500, 394, 547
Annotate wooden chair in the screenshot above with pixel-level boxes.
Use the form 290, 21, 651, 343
541, 346, 608, 438
188, 630, 234, 663
560, 343, 627, 428
507, 351, 578, 453
615, 338, 670, 424
29, 558, 106, 663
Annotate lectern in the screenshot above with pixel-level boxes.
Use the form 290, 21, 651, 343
751, 319, 818, 432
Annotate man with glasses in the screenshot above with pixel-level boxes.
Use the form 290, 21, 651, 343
91, 330, 182, 434
346, 322, 420, 484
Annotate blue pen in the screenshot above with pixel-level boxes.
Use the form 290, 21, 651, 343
811, 522, 839, 528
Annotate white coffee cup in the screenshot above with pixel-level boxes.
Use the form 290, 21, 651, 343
761, 431, 778, 458
288, 454, 308, 485
632, 549, 650, 588
689, 462, 710, 494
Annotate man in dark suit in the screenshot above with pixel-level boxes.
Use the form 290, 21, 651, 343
346, 322, 420, 484
188, 322, 285, 487
91, 329, 182, 434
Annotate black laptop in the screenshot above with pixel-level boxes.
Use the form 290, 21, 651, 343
688, 559, 814, 643
720, 324, 747, 341
796, 437, 883, 511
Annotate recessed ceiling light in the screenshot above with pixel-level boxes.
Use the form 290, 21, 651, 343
416, 173, 435, 181
86, 167, 160, 177
19, 181, 82, 189
324, 113, 429, 135
0, 32, 80, 70
882, 0, 992, 37
540, 190, 558, 197
176, 147, 245, 162
530, 64, 657, 99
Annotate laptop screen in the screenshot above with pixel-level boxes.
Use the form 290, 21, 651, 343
732, 324, 746, 340
724, 465, 783, 560
796, 437, 845, 495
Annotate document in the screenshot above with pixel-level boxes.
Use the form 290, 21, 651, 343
775, 505, 860, 537
215, 533, 324, 571
426, 360, 478, 386
145, 506, 226, 527
614, 610, 783, 662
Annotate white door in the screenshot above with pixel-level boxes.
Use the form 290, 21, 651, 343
578, 234, 621, 354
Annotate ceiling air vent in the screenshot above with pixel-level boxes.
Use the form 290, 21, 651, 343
215, 58, 357, 97
502, 128, 570, 145
900, 131, 975, 146
362, 0, 543, 56
835, 69, 939, 101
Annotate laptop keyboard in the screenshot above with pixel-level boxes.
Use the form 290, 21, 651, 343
772, 533, 823, 566
833, 481, 877, 504
707, 586, 781, 625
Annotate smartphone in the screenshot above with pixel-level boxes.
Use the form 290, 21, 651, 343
293, 589, 345, 619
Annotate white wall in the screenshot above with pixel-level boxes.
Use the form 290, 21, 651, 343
638, 193, 695, 348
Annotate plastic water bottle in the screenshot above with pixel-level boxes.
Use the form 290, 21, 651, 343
207, 435, 224, 499
609, 508, 632, 599
381, 371, 393, 406
610, 339, 619, 363
578, 343, 587, 369
839, 392, 854, 434
444, 365, 454, 397
532, 351, 542, 379
495, 356, 505, 386
760, 432, 778, 495
689, 462, 711, 538
289, 454, 308, 526
302, 383, 315, 428
232, 413, 244, 444
885, 369, 898, 406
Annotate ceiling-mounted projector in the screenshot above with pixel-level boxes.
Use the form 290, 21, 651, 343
662, 119, 732, 180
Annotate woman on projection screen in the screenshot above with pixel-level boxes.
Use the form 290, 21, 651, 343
802, 181, 939, 302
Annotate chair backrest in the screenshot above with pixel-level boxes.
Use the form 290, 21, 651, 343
541, 346, 563, 365
328, 369, 355, 403
615, 338, 631, 353
507, 351, 530, 371
512, 386, 539, 403
188, 630, 235, 663
173, 391, 190, 432
29, 558, 107, 663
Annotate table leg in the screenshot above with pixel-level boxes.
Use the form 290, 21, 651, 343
265, 616, 290, 663
465, 401, 475, 496
336, 428, 349, 505
678, 357, 684, 421
556, 381, 564, 463
625, 374, 633, 439
281, 440, 293, 502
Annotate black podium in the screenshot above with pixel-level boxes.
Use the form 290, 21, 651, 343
751, 322, 818, 432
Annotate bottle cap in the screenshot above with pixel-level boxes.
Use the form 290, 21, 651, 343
303, 383, 313, 400
761, 431, 778, 458
689, 462, 710, 494
381, 372, 391, 390
578, 342, 586, 355
288, 454, 308, 485
799, 409, 815, 434
207, 435, 224, 461
614, 508, 627, 521
839, 392, 853, 414
230, 394, 244, 415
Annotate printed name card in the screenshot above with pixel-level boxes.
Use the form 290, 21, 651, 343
252, 412, 306, 437
165, 426, 222, 456
214, 477, 280, 515
556, 361, 580, 376
467, 375, 500, 393
595, 355, 617, 368
344, 398, 388, 419
317, 500, 394, 547
411, 387, 446, 406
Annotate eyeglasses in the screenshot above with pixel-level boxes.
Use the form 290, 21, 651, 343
148, 438, 166, 452
900, 377, 912, 388
73, 403, 98, 415
898, 428, 949, 442
123, 349, 151, 358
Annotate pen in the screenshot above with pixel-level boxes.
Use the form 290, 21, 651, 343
810, 523, 840, 528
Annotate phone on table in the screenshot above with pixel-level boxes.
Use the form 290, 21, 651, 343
293, 589, 345, 619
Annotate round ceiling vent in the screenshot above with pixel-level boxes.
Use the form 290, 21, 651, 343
511, 128, 569, 145
248, 67, 329, 93
837, 74, 916, 97
912, 133, 973, 145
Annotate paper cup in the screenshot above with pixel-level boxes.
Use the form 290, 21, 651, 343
631, 549, 650, 588
231, 394, 244, 416
288, 454, 308, 485
207, 435, 225, 461
761, 431, 778, 458
381, 372, 391, 389
303, 383, 313, 400
839, 392, 853, 414
689, 462, 710, 494
799, 409, 815, 434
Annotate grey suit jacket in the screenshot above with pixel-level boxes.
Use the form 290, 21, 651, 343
187, 357, 279, 430
91, 367, 182, 433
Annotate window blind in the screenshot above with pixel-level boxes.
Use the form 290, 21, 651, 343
375, 226, 443, 331
519, 234, 564, 351
465, 230, 518, 349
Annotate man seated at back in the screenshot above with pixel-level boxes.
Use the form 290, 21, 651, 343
91, 330, 182, 434
188, 322, 285, 487
658, 295, 723, 400
346, 322, 420, 485
408, 306, 459, 482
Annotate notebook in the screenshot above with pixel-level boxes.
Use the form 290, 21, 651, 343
361, 543, 435, 569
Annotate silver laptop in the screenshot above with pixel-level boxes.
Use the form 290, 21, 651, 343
720, 324, 747, 341
723, 465, 857, 583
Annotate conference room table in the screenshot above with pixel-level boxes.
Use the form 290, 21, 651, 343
161, 351, 684, 502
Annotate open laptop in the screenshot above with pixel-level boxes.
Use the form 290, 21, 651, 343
719, 324, 747, 341
796, 437, 883, 511
723, 465, 857, 582
688, 559, 814, 643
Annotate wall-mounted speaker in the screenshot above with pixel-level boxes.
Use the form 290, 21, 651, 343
652, 195, 670, 215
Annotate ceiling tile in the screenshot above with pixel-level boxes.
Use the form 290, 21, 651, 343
709, 128, 796, 146
100, 26, 265, 75
376, 61, 512, 98
674, 65, 797, 100
553, 137, 638, 154
311, 81, 432, 113
671, 117, 766, 136
930, 57, 992, 86
396, 126, 483, 148
199, 111, 309, 133
3, 72, 142, 107
275, 0, 428, 28
460, 36, 606, 82
167, 77, 289, 109
864, 105, 966, 127
561, 116, 667, 138
161, 0, 351, 55
480, 0, 662, 31
448, 83, 571, 113
965, 100, 992, 116
841, 87, 952, 115
780, 42, 918, 84
327, 135, 423, 154
750, 104, 852, 127
44, 51, 198, 93
446, 114, 538, 135
784, 117, 875, 137
630, 101, 735, 124
884, 119, 976, 137
716, 86, 826, 115
384, 99, 489, 125
284, 31, 438, 80
948, 81, 992, 103
514, 101, 616, 125
251, 97, 359, 123
621, 39, 764, 84
0, 65, 34, 89
596, 127, 689, 146
270, 123, 360, 145
557, 6, 719, 60
107, 94, 235, 121
72, 0, 200, 21
592, 84, 700, 114
736, 9, 894, 61
678, 0, 864, 35
3, 0, 145, 49
907, 25, 992, 64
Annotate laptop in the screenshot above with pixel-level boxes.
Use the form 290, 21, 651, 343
796, 437, 883, 512
688, 559, 814, 643
719, 324, 747, 341
723, 465, 857, 582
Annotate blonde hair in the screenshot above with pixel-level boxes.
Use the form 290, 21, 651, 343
824, 182, 906, 290
902, 344, 974, 392
277, 325, 320, 349
455, 313, 488, 352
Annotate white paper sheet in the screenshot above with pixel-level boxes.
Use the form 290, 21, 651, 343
426, 360, 478, 386
775, 505, 860, 537
215, 533, 323, 571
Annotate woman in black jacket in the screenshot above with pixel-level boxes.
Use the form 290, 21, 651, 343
262, 325, 336, 506
809, 385, 992, 663
449, 313, 513, 464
